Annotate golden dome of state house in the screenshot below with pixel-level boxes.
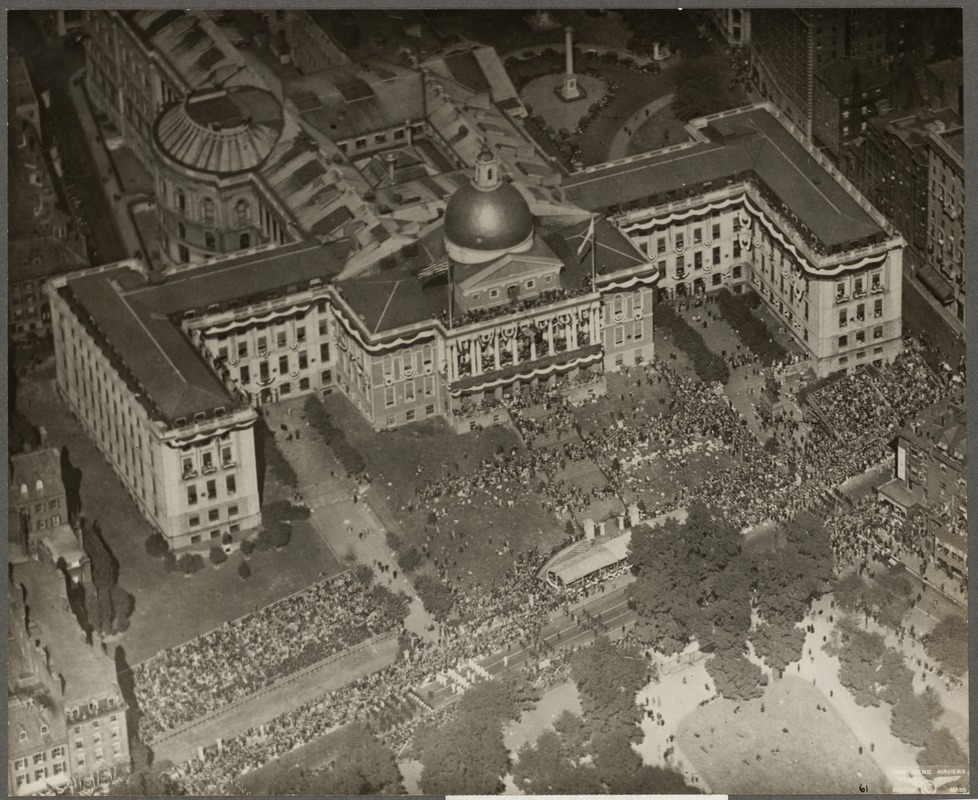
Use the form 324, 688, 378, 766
151, 85, 285, 269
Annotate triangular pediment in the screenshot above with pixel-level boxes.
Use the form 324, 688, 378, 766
458, 252, 562, 292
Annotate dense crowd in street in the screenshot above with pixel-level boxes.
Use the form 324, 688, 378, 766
166, 555, 567, 793
133, 572, 404, 740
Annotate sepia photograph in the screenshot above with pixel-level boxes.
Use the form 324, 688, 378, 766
6, 4, 970, 796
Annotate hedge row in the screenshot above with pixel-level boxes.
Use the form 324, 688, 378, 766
655, 303, 730, 384
303, 397, 366, 475
716, 290, 788, 366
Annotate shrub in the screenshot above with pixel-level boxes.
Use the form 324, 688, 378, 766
238, 560, 252, 580
209, 545, 228, 565
177, 553, 204, 575
354, 563, 374, 586
221, 532, 232, 545
145, 532, 169, 559
262, 500, 310, 525
163, 551, 179, 573
386, 530, 402, 552
269, 521, 291, 549
254, 528, 274, 552
240, 538, 255, 556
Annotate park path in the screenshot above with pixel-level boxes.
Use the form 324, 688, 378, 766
634, 660, 715, 793
791, 594, 968, 792
606, 93, 675, 160
260, 399, 437, 641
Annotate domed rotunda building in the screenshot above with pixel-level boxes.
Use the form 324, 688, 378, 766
443, 146, 535, 265
151, 85, 285, 268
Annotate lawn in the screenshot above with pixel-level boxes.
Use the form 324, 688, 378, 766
676, 676, 888, 795
16, 376, 342, 665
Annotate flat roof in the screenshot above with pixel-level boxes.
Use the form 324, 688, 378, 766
62, 242, 347, 422
564, 107, 884, 250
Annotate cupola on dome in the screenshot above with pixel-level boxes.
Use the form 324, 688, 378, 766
443, 146, 534, 264
152, 85, 285, 176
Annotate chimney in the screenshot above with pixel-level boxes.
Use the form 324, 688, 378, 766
386, 152, 397, 184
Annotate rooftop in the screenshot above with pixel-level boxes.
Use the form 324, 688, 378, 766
9, 448, 65, 507
153, 86, 284, 175
338, 212, 650, 335
816, 57, 888, 97
13, 561, 120, 706
9, 54, 37, 110
925, 56, 963, 88
61, 242, 348, 422
9, 237, 88, 284
289, 62, 425, 142
564, 106, 885, 251
422, 43, 523, 110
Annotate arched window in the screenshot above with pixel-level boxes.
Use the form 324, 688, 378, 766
235, 199, 250, 226
200, 197, 215, 225
240, 233, 250, 249
175, 188, 186, 213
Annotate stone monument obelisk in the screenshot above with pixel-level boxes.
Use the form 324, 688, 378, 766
560, 26, 581, 100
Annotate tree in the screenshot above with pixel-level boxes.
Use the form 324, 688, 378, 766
110, 586, 134, 633
209, 545, 228, 564
398, 546, 423, 573
628, 503, 745, 655
417, 713, 509, 794
293, 722, 403, 795
924, 614, 968, 676
917, 727, 968, 771
704, 650, 767, 701
269, 521, 291, 549
240, 538, 255, 556
514, 729, 602, 795
833, 572, 871, 613
571, 637, 647, 731
890, 688, 943, 747
414, 573, 455, 621
751, 619, 806, 674
237, 560, 252, 580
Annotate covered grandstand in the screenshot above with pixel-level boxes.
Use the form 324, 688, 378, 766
539, 507, 688, 592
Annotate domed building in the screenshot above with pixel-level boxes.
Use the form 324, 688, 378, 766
443, 146, 534, 264
151, 85, 286, 269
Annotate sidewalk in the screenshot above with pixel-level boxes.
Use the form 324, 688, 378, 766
261, 399, 437, 641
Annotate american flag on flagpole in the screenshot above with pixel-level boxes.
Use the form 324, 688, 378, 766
577, 215, 596, 256
417, 258, 450, 279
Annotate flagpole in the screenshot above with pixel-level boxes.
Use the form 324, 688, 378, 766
447, 260, 453, 330
590, 215, 596, 291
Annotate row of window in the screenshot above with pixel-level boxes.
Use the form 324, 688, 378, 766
384, 403, 438, 428
237, 352, 313, 386
838, 326, 886, 348
383, 376, 437, 407
181, 444, 235, 478
838, 299, 884, 328
218, 327, 311, 360
337, 124, 425, 154
186, 475, 236, 506
188, 501, 239, 527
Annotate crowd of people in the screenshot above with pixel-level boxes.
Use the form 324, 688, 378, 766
156, 327, 960, 792
133, 572, 404, 740
166, 554, 570, 793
